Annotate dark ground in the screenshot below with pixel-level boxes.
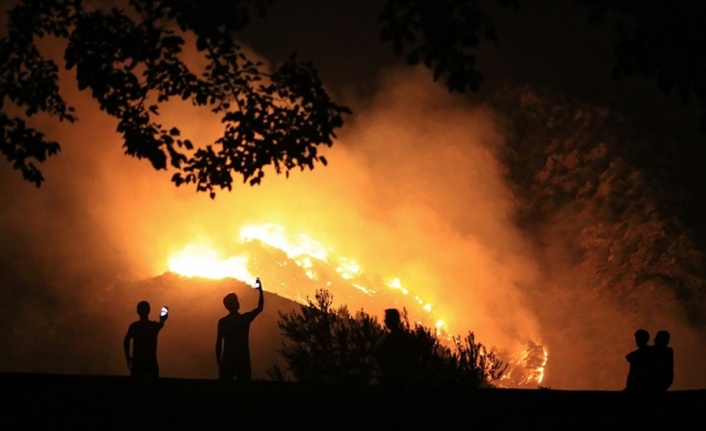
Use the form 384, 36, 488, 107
1, 372, 705, 430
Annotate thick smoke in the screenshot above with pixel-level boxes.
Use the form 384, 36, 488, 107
0, 41, 545, 383
96, 64, 545, 370
3, 6, 705, 388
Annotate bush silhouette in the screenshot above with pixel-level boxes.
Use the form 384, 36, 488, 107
270, 289, 384, 384
271, 289, 507, 387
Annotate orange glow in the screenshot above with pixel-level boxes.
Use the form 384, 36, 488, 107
129, 70, 552, 388
241, 224, 332, 281
241, 224, 329, 261
166, 223, 447, 314
524, 348, 549, 386
336, 257, 361, 280
165, 223, 547, 387
500, 343, 549, 387
386, 277, 409, 295
167, 243, 255, 284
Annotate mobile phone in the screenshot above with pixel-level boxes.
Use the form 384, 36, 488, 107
255, 277, 261, 289
160, 306, 169, 317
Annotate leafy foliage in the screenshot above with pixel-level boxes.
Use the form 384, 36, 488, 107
451, 331, 508, 387
272, 289, 385, 384
390, 309, 506, 387
379, 0, 706, 131
491, 85, 706, 331
272, 289, 507, 387
578, 0, 706, 130
481, 85, 706, 387
1, 0, 350, 196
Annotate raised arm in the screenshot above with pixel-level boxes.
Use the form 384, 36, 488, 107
254, 280, 264, 316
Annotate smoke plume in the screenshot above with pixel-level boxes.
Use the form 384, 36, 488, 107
3, 13, 705, 389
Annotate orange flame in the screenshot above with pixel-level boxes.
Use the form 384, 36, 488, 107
165, 222, 547, 387
167, 243, 255, 284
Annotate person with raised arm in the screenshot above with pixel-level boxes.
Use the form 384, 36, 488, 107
216, 278, 265, 381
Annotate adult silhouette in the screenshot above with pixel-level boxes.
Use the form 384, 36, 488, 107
216, 278, 264, 381
123, 301, 168, 381
625, 328, 653, 392
377, 308, 413, 386
653, 330, 674, 391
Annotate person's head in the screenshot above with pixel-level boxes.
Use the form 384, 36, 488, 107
655, 330, 670, 347
136, 301, 150, 318
223, 293, 240, 313
384, 308, 402, 331
634, 329, 650, 347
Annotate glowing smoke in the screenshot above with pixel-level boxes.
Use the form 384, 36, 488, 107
99, 64, 546, 373
3, 5, 706, 389
0, 39, 547, 385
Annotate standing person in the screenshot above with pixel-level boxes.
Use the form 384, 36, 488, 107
377, 308, 412, 386
123, 301, 168, 381
625, 328, 653, 392
653, 330, 674, 391
216, 278, 265, 381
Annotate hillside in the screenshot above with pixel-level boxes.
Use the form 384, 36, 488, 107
3, 82, 706, 391
485, 86, 706, 389
0, 273, 301, 381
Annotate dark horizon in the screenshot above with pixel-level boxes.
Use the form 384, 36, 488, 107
3, 371, 706, 430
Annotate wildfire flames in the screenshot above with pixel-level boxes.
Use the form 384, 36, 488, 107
167, 244, 253, 282
166, 223, 548, 387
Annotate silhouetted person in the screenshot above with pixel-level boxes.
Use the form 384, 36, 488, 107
625, 328, 653, 392
123, 301, 168, 382
377, 308, 412, 386
216, 278, 264, 381
653, 330, 674, 391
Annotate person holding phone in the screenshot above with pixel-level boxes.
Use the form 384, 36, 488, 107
216, 278, 264, 381
123, 300, 168, 381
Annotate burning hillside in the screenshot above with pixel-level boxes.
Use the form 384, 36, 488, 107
2, 64, 706, 390
164, 222, 548, 387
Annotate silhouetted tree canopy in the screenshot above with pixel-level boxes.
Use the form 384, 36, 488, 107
378, 0, 517, 93
379, 0, 706, 130
578, 0, 706, 130
1, 0, 349, 197
5, 1, 703, 197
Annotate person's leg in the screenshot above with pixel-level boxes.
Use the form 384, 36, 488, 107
132, 358, 159, 381
219, 360, 236, 381
234, 358, 252, 382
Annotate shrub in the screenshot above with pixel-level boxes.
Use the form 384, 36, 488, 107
271, 289, 385, 384
271, 289, 507, 387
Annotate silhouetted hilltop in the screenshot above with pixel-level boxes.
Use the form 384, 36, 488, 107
108, 272, 301, 380
0, 272, 300, 380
